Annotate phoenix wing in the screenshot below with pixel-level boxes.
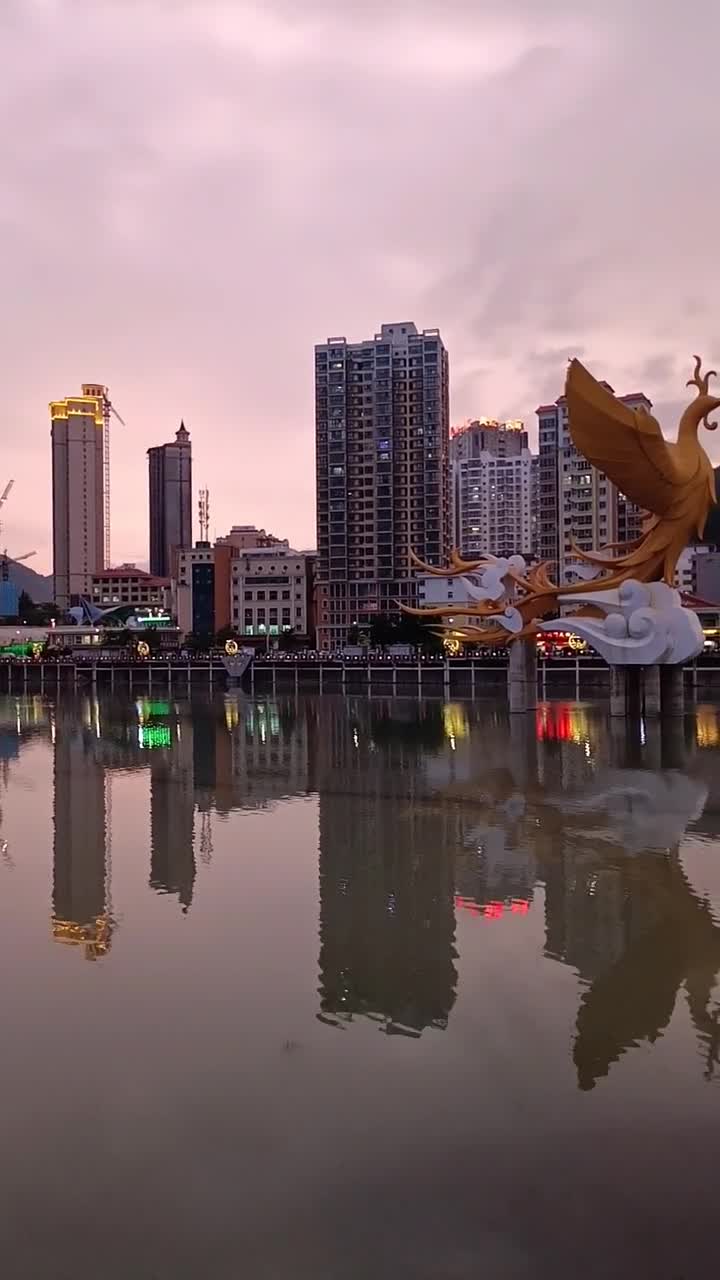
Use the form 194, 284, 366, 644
565, 359, 695, 517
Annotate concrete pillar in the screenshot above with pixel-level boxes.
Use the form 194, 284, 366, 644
610, 666, 627, 717
660, 665, 684, 717
643, 665, 661, 717
443, 660, 450, 695
507, 640, 537, 713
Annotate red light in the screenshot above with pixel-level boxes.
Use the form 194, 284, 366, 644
483, 901, 504, 920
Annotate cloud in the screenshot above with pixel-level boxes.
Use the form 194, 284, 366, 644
2, 0, 720, 570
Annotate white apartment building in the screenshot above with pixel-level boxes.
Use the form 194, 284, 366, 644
450, 420, 534, 558
231, 547, 310, 638
674, 545, 710, 593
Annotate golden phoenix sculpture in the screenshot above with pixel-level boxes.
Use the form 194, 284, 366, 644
406, 357, 720, 646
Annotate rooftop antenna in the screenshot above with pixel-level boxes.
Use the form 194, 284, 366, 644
198, 488, 210, 543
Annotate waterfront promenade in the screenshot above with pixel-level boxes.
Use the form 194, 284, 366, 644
5, 652, 720, 698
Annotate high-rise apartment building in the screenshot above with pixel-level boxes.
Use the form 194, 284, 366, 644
148, 422, 192, 578
450, 419, 534, 558
315, 321, 450, 649
536, 383, 650, 582
50, 385, 107, 611
52, 707, 111, 960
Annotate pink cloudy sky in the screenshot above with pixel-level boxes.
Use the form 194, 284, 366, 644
2, 0, 720, 572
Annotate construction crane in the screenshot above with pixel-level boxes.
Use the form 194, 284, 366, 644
81, 385, 126, 568
0, 481, 35, 586
2, 550, 36, 584
0, 480, 14, 551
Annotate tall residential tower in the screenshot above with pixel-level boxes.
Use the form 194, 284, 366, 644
50, 385, 107, 611
148, 423, 193, 578
450, 418, 534, 559
315, 322, 450, 648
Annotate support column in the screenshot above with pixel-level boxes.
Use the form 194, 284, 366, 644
507, 641, 537, 713
643, 664, 661, 717
610, 666, 627, 717
660, 665, 685, 717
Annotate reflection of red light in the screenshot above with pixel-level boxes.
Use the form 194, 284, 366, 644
536, 703, 572, 742
455, 894, 530, 920
483, 901, 504, 919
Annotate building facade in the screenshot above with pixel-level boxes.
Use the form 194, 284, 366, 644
674, 544, 710, 594
148, 423, 192, 578
450, 419, 533, 558
176, 543, 215, 637
536, 384, 650, 582
215, 526, 288, 551
315, 321, 450, 649
50, 385, 106, 610
230, 547, 313, 639
91, 565, 171, 610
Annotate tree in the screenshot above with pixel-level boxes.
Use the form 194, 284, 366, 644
18, 590, 34, 620
215, 624, 240, 645
184, 631, 210, 654
369, 612, 443, 654
278, 629, 300, 652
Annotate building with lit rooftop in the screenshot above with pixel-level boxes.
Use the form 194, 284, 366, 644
50, 384, 107, 610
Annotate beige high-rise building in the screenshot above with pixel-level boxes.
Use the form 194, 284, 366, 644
50, 385, 106, 610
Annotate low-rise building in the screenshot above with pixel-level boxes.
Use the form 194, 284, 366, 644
92, 565, 171, 611
175, 543, 215, 636
231, 547, 313, 640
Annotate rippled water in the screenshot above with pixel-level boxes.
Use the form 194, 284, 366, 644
1, 692, 719, 1279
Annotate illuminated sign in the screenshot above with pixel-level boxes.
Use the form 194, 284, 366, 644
138, 725, 172, 749
137, 613, 172, 628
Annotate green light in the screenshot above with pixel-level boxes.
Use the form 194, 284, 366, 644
137, 700, 171, 718
137, 614, 171, 627
138, 725, 172, 749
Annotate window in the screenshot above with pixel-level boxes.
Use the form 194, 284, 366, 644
256, 590, 265, 600
244, 590, 252, 600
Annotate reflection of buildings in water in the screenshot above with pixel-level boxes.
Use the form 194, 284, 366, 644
149, 721, 196, 911
314, 699, 720, 1081
219, 699, 313, 813
317, 701, 458, 1036
436, 708, 720, 1089
455, 823, 536, 920
52, 706, 111, 960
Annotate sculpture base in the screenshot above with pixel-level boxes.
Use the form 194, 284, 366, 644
609, 664, 685, 718
508, 641, 537, 713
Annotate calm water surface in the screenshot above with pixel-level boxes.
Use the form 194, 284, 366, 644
1, 692, 720, 1279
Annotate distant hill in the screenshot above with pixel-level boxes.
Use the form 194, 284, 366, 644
5, 560, 53, 603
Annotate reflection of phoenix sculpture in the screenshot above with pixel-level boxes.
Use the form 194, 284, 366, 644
406, 357, 720, 645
